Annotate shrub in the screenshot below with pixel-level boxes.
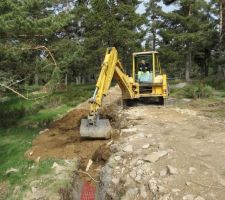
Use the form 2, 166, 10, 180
183, 84, 214, 99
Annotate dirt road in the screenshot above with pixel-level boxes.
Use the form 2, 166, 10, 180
99, 104, 225, 200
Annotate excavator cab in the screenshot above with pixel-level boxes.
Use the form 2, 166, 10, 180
132, 51, 167, 103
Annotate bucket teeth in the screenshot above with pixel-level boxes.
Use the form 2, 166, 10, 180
80, 119, 112, 139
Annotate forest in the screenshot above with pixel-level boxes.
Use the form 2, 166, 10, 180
0, 0, 224, 96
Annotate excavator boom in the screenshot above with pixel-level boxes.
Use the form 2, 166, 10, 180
80, 47, 135, 139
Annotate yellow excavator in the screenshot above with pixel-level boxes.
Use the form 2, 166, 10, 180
80, 47, 168, 139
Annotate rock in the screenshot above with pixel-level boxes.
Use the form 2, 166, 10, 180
137, 169, 143, 175
121, 128, 137, 135
123, 145, 133, 152
52, 162, 65, 174
6, 168, 19, 175
114, 156, 121, 161
35, 156, 41, 163
39, 128, 49, 135
159, 194, 172, 200
110, 144, 120, 153
172, 188, 180, 195
143, 150, 168, 163
167, 165, 178, 175
186, 181, 192, 186
13, 186, 20, 195
112, 178, 120, 185
31, 186, 38, 193
135, 175, 141, 182
158, 143, 165, 149
174, 82, 187, 88
129, 170, 136, 179
188, 167, 196, 174
121, 188, 138, 200
194, 196, 205, 200
148, 179, 158, 193
142, 144, 150, 149
140, 185, 147, 199
183, 194, 195, 200
160, 169, 167, 177
136, 160, 144, 166
158, 185, 167, 194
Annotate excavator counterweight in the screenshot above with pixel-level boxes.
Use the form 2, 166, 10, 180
80, 47, 168, 139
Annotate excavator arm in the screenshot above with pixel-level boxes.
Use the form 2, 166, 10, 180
80, 47, 137, 138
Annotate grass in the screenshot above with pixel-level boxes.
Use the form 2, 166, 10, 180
0, 84, 95, 199
169, 82, 225, 119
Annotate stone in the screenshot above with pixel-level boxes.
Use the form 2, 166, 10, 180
159, 194, 172, 200
121, 188, 138, 200
137, 169, 143, 175
186, 182, 192, 186
167, 165, 178, 175
52, 162, 65, 174
6, 168, 19, 174
135, 175, 141, 182
110, 144, 120, 153
129, 170, 136, 179
160, 169, 167, 177
13, 186, 20, 195
39, 128, 49, 135
172, 188, 180, 196
136, 160, 144, 166
114, 156, 121, 161
142, 144, 150, 149
174, 82, 187, 88
183, 194, 195, 200
143, 151, 168, 163
140, 185, 147, 199
121, 128, 137, 134
31, 186, 38, 193
188, 167, 196, 174
158, 185, 167, 193
148, 179, 158, 193
194, 197, 205, 200
123, 145, 133, 152
112, 178, 120, 185
35, 156, 41, 163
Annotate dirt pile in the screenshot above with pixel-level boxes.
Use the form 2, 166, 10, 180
26, 85, 122, 187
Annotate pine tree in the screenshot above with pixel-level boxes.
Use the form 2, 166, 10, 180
151, 0, 215, 81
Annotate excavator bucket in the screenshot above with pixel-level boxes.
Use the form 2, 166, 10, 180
80, 119, 112, 139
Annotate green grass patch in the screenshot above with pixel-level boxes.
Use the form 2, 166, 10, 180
0, 84, 95, 198
0, 127, 37, 185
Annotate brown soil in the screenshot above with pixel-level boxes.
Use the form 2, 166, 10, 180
27, 86, 122, 181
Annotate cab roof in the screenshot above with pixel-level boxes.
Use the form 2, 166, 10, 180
133, 51, 158, 56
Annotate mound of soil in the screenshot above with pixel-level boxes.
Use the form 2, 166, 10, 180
27, 86, 122, 181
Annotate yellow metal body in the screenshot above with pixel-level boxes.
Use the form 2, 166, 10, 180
87, 47, 168, 124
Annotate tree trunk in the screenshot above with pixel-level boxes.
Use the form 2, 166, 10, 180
185, 5, 192, 82
65, 73, 68, 86
217, 0, 224, 78
152, 17, 156, 51
185, 55, 190, 82
34, 74, 39, 85
76, 76, 81, 84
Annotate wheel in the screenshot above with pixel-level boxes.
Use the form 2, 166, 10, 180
159, 97, 166, 106
122, 99, 133, 109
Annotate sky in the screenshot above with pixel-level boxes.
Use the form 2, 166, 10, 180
137, 0, 176, 14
